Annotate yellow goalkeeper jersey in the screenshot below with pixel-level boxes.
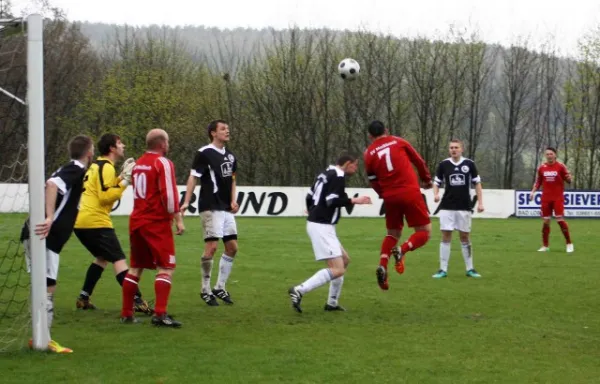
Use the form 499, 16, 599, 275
74, 156, 126, 229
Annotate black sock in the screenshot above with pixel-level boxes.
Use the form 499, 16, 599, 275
117, 269, 143, 300
80, 263, 104, 299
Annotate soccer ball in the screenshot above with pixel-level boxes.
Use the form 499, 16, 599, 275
338, 58, 360, 81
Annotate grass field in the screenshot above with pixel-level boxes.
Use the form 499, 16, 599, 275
1, 214, 600, 384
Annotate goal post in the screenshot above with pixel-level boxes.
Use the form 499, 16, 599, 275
26, 13, 48, 351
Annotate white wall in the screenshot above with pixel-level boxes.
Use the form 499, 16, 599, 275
2, 183, 598, 218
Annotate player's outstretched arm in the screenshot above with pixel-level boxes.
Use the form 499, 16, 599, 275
326, 177, 372, 207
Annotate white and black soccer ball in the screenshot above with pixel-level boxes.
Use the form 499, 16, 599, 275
338, 58, 360, 81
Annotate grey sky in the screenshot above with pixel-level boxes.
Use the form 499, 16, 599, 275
13, 0, 600, 56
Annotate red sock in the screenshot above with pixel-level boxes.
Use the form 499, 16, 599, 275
558, 221, 571, 244
121, 273, 139, 318
400, 231, 430, 255
154, 273, 172, 317
542, 223, 550, 247
380, 235, 399, 268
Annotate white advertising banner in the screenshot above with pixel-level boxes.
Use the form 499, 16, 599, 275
514, 190, 600, 218
0, 183, 518, 219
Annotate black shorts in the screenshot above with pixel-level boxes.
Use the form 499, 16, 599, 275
74, 228, 126, 263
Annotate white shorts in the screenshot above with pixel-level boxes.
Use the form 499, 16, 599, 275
439, 210, 472, 233
200, 210, 238, 241
307, 221, 343, 261
22, 239, 60, 281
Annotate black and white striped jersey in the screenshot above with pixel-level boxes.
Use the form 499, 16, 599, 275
190, 144, 237, 212
20, 160, 87, 253
434, 157, 481, 211
306, 165, 353, 225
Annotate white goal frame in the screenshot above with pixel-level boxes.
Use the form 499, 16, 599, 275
27, 13, 48, 351
0, 13, 48, 351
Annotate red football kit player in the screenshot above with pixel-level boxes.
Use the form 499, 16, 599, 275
364, 120, 433, 290
121, 129, 185, 327
529, 147, 573, 253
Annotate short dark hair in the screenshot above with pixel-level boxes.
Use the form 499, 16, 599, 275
68, 135, 93, 159
335, 151, 358, 166
368, 120, 386, 137
97, 133, 121, 156
207, 119, 228, 141
546, 146, 557, 154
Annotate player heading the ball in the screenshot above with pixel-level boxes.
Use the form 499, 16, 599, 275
363, 120, 433, 290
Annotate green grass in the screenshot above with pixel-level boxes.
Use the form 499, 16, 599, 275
1, 214, 600, 384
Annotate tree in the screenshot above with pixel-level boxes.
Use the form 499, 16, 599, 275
497, 41, 537, 188
568, 27, 600, 189
462, 35, 498, 160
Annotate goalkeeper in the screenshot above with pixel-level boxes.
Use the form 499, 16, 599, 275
74, 133, 153, 315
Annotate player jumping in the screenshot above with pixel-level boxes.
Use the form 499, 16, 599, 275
363, 120, 433, 290
181, 120, 240, 306
288, 152, 371, 313
432, 139, 484, 278
74, 133, 153, 314
120, 129, 185, 327
529, 147, 574, 253
21, 135, 95, 353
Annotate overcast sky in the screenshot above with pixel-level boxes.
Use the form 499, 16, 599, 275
13, 0, 600, 56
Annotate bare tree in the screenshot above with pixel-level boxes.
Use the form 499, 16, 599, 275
497, 41, 538, 188
405, 38, 452, 170
462, 36, 498, 161
571, 29, 600, 189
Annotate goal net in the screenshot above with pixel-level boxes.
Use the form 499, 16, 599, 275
0, 13, 47, 352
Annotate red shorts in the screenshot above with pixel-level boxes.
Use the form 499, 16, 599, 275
130, 221, 176, 270
384, 191, 431, 230
541, 198, 565, 218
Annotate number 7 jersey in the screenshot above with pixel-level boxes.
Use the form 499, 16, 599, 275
129, 151, 180, 232
364, 135, 431, 199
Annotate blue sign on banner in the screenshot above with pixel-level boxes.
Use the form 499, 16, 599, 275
514, 190, 600, 218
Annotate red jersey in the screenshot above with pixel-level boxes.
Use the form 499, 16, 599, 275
364, 136, 431, 199
534, 161, 570, 201
129, 151, 180, 232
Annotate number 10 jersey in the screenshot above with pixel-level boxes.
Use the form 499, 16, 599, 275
129, 151, 180, 232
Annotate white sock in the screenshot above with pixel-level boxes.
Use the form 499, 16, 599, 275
461, 242, 474, 270
327, 276, 344, 306
201, 256, 213, 294
296, 268, 333, 295
46, 292, 54, 331
215, 254, 234, 290
440, 242, 451, 272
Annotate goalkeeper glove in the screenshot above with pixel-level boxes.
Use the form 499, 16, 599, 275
120, 158, 136, 186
